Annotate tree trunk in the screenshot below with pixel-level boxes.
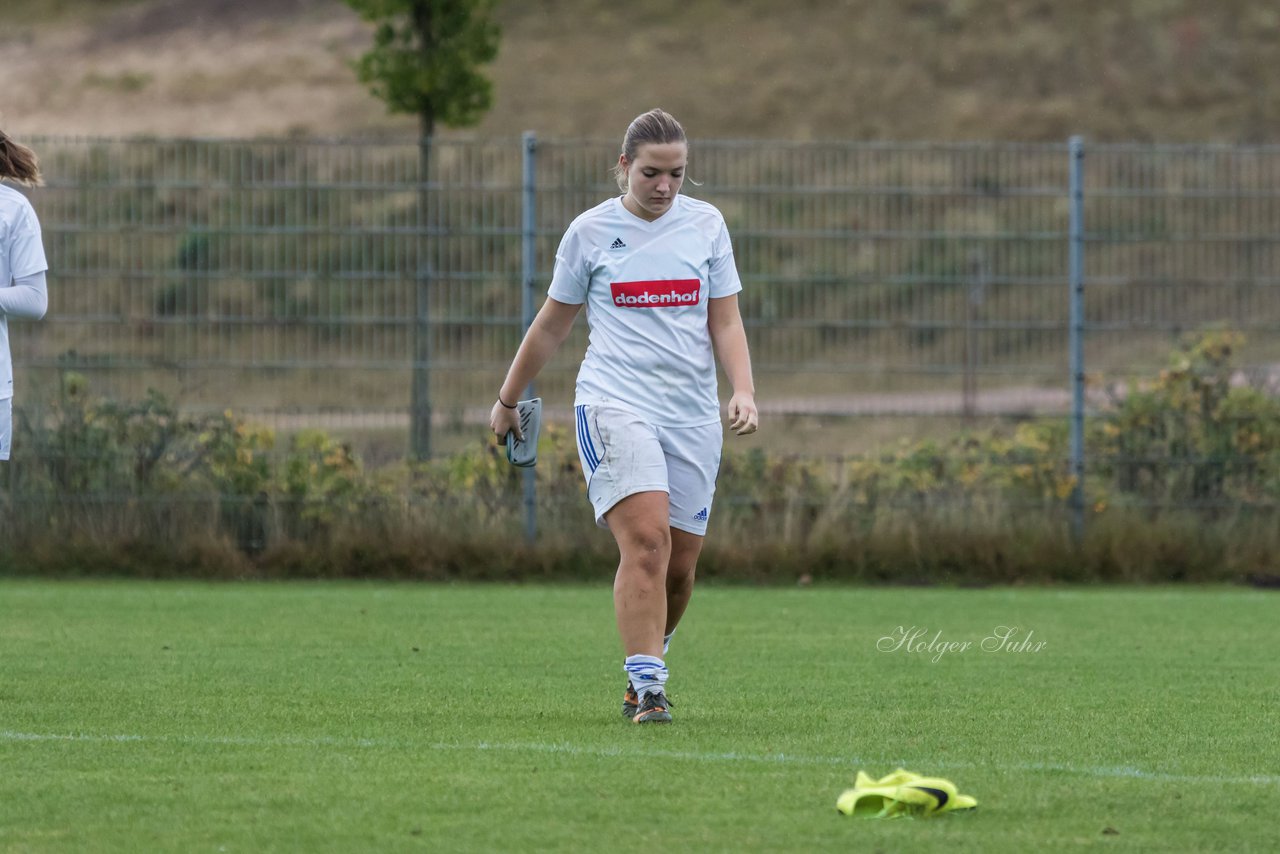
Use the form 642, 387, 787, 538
409, 113, 434, 460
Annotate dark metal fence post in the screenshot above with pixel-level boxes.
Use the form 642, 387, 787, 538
1068, 136, 1086, 544
963, 247, 987, 423
521, 132, 538, 543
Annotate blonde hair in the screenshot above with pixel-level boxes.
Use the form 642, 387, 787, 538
613, 108, 687, 191
0, 130, 43, 186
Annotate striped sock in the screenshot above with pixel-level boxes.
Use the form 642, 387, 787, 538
663, 629, 675, 655
623, 654, 668, 699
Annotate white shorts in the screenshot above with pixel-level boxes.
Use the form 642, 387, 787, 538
0, 398, 10, 461
574, 403, 723, 536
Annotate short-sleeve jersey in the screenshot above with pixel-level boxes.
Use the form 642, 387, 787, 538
547, 195, 742, 427
0, 184, 49, 401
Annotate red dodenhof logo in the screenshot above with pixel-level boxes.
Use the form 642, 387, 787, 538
611, 279, 701, 308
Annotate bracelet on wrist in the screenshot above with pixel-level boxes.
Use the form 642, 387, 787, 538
498, 397, 517, 409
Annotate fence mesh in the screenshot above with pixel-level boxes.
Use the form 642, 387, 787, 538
5, 137, 1278, 549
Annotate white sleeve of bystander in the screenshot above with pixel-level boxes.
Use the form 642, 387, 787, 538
0, 270, 48, 319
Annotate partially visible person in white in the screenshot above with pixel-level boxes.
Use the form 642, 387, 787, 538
489, 108, 758, 724
0, 130, 50, 462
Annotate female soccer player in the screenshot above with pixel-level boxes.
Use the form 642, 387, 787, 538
489, 108, 758, 724
0, 130, 50, 462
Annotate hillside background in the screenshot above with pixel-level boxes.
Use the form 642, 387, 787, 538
3, 0, 1279, 141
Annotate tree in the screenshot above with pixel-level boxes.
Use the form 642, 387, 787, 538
344, 0, 501, 459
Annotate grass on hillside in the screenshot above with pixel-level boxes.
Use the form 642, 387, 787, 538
9, 0, 1280, 140
2, 581, 1277, 853
4, 0, 139, 26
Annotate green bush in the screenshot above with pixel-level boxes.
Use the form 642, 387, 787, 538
2, 332, 1276, 582
1096, 331, 1280, 508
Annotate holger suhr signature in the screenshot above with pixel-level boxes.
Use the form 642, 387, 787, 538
877, 625, 1047, 662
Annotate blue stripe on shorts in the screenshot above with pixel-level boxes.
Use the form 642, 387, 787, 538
576, 405, 600, 472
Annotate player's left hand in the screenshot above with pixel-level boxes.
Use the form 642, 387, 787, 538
726, 392, 758, 436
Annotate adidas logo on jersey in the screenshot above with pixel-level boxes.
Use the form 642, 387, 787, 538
609, 237, 626, 249
693, 507, 709, 522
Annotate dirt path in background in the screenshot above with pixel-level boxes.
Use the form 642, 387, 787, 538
260, 386, 1087, 432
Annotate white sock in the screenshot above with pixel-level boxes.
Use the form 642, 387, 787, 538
623, 654, 668, 699
663, 629, 675, 655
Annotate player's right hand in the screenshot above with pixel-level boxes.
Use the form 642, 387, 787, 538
489, 399, 523, 443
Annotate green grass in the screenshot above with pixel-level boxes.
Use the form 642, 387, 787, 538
2, 581, 1277, 852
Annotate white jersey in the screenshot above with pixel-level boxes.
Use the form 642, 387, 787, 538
0, 185, 48, 401
547, 195, 743, 427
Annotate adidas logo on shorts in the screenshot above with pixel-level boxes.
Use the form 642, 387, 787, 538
693, 507, 709, 522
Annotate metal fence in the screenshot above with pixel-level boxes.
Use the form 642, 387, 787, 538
7, 136, 1280, 537
17, 136, 1088, 414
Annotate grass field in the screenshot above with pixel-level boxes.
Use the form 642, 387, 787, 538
2, 581, 1278, 852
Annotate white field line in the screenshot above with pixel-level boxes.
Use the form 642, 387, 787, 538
3, 730, 1277, 787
